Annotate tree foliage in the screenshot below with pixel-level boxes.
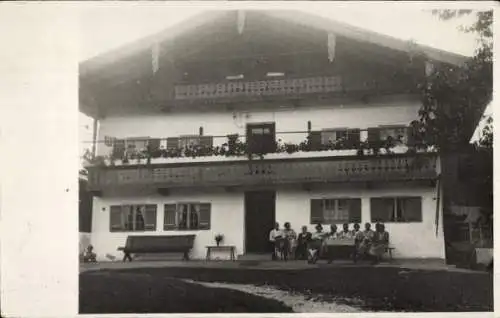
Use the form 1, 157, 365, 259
412, 10, 493, 153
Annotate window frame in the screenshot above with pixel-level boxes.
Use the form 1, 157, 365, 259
109, 204, 157, 232
178, 135, 202, 148
320, 128, 348, 145
377, 125, 408, 145
311, 198, 361, 224
370, 196, 422, 223
164, 202, 211, 231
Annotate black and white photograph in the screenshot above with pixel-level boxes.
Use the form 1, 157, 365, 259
0, 2, 495, 316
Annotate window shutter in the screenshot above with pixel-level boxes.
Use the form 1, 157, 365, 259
166, 137, 179, 151
199, 136, 214, 148
110, 206, 123, 232
371, 198, 395, 223
308, 131, 322, 151
144, 205, 157, 231
148, 139, 161, 153
367, 128, 380, 142
198, 203, 211, 230
310, 199, 324, 224
112, 139, 125, 159
164, 204, 177, 230
400, 197, 422, 222
348, 199, 362, 223
104, 136, 113, 147
406, 126, 416, 148
347, 129, 361, 148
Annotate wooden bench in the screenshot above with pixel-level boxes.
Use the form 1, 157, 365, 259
117, 235, 196, 262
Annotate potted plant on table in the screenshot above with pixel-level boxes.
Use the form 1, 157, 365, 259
215, 234, 224, 246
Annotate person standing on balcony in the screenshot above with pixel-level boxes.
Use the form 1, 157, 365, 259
269, 222, 283, 261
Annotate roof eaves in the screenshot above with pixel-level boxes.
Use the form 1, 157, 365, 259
79, 10, 228, 77
263, 10, 470, 66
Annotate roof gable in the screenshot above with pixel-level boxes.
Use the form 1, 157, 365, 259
80, 9, 468, 78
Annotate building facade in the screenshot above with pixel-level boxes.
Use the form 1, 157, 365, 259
79, 171, 93, 255
80, 10, 466, 261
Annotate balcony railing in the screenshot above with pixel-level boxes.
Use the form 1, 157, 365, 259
87, 153, 437, 191
84, 127, 423, 168
173, 75, 413, 102
174, 76, 343, 100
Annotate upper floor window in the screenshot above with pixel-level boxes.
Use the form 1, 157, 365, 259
266, 72, 285, 77
164, 203, 211, 230
310, 198, 361, 224
178, 135, 201, 149
111, 137, 149, 159
321, 129, 348, 145
370, 197, 422, 223
110, 204, 157, 232
226, 74, 244, 80
378, 126, 408, 145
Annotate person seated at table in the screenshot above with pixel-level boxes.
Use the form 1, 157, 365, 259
282, 222, 297, 261
338, 223, 354, 240
352, 223, 361, 237
308, 223, 327, 264
357, 222, 375, 261
295, 226, 312, 260
83, 245, 97, 263
269, 222, 283, 261
324, 224, 339, 263
369, 223, 390, 264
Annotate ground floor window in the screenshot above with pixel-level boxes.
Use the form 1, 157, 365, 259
371, 197, 422, 223
109, 204, 157, 232
310, 198, 361, 224
164, 203, 211, 230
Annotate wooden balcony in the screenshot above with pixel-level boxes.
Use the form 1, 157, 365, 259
87, 153, 438, 192
173, 75, 415, 104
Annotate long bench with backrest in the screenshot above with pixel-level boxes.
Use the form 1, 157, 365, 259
117, 235, 196, 262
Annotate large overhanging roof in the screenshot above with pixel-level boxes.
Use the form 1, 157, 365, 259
81, 10, 468, 76
80, 10, 469, 118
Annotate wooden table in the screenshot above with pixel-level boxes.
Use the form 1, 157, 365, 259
205, 245, 236, 261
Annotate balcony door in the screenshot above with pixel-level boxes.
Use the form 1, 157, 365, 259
246, 122, 276, 154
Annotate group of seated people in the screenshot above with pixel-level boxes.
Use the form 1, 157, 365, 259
269, 221, 390, 264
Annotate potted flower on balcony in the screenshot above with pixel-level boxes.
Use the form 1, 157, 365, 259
215, 234, 224, 246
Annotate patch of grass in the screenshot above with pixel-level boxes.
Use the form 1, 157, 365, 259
79, 271, 293, 313
94, 266, 493, 312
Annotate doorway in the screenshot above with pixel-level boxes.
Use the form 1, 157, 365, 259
246, 122, 276, 154
244, 191, 276, 254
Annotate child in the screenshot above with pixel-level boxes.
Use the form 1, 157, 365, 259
84, 245, 97, 263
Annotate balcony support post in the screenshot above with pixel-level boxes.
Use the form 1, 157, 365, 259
91, 118, 98, 159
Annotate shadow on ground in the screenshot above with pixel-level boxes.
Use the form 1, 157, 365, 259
80, 266, 492, 313
80, 270, 292, 313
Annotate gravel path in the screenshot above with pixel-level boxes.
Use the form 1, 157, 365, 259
183, 279, 374, 313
